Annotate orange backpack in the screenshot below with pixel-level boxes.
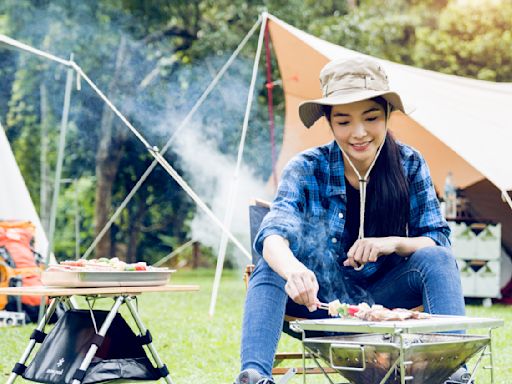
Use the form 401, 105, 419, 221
0, 221, 44, 311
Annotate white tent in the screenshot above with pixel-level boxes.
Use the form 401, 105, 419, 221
0, 121, 49, 258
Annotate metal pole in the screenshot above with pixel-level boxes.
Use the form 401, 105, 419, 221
40, 82, 49, 233
125, 296, 174, 384
208, 12, 268, 317
74, 179, 80, 259
45, 56, 74, 264
38, 55, 74, 321
7, 298, 59, 384
502, 189, 512, 212
71, 296, 125, 384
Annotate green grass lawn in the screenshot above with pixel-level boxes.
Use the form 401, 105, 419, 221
0, 269, 510, 383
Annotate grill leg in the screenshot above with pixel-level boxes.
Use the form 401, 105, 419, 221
71, 295, 125, 384
124, 296, 174, 384
7, 297, 60, 384
488, 328, 495, 384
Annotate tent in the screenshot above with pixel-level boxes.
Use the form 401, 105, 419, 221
0, 121, 49, 258
265, 14, 512, 254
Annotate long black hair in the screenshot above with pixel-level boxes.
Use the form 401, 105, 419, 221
324, 97, 409, 237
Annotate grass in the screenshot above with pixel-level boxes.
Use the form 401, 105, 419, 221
0, 269, 510, 383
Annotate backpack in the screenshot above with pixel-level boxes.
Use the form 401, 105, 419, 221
0, 220, 45, 322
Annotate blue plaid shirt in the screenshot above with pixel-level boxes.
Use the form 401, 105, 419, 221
254, 140, 450, 304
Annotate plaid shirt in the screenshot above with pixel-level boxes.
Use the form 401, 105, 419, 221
254, 140, 450, 303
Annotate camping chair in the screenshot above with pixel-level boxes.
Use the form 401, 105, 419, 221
246, 199, 337, 377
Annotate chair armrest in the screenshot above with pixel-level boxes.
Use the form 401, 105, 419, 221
243, 264, 255, 290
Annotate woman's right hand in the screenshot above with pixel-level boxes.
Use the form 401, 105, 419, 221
284, 267, 319, 312
262, 235, 319, 312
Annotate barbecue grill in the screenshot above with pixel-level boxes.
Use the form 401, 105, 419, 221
290, 315, 503, 384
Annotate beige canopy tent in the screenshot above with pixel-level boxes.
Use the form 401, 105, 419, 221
266, 14, 512, 253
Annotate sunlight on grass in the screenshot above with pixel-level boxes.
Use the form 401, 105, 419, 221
0, 269, 510, 383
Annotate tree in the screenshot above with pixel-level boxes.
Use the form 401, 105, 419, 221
414, 0, 512, 81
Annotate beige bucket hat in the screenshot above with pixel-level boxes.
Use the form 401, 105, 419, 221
299, 56, 405, 128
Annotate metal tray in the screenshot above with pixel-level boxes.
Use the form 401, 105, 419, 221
291, 315, 504, 334
41, 270, 175, 287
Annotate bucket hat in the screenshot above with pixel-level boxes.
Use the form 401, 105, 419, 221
299, 56, 405, 128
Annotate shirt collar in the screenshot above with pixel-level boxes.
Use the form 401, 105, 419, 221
326, 141, 347, 198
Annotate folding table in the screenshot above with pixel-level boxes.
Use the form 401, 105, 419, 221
0, 284, 199, 384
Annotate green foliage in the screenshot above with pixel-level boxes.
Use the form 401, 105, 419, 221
5, 58, 43, 207
414, 0, 512, 81
53, 176, 96, 260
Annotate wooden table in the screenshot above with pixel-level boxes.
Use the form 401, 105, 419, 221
0, 284, 199, 384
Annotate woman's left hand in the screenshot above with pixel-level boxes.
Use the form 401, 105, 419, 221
343, 237, 399, 268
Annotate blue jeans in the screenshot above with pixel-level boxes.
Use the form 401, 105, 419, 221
240, 246, 465, 378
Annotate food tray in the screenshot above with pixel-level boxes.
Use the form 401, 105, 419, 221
291, 315, 504, 334
41, 270, 175, 287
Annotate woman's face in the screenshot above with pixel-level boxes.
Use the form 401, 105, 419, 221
329, 99, 387, 171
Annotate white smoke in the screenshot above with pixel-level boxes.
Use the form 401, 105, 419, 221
172, 124, 272, 267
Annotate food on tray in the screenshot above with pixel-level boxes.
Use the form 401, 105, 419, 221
46, 257, 167, 272
327, 300, 431, 321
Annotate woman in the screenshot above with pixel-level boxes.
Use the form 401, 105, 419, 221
233, 57, 465, 384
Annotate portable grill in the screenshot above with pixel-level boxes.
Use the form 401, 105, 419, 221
290, 315, 503, 384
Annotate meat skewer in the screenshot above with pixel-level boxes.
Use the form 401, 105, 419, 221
316, 300, 431, 321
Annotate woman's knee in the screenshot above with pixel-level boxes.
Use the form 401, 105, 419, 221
408, 246, 458, 272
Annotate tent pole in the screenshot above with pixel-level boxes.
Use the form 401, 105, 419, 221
40, 82, 50, 233
45, 57, 74, 265
38, 55, 74, 321
80, 17, 261, 261
74, 179, 80, 259
208, 12, 268, 317
502, 190, 512, 212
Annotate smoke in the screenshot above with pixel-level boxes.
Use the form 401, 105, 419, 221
173, 126, 271, 265
150, 56, 275, 266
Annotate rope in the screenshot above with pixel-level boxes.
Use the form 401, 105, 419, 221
341, 103, 390, 271
153, 239, 195, 267
264, 22, 278, 190
0, 34, 72, 67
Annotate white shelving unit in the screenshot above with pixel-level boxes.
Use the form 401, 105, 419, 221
449, 221, 502, 302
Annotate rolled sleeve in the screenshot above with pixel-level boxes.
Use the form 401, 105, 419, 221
254, 159, 306, 257
407, 153, 451, 247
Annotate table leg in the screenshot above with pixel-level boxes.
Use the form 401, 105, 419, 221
124, 296, 174, 384
7, 297, 60, 384
71, 295, 125, 384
